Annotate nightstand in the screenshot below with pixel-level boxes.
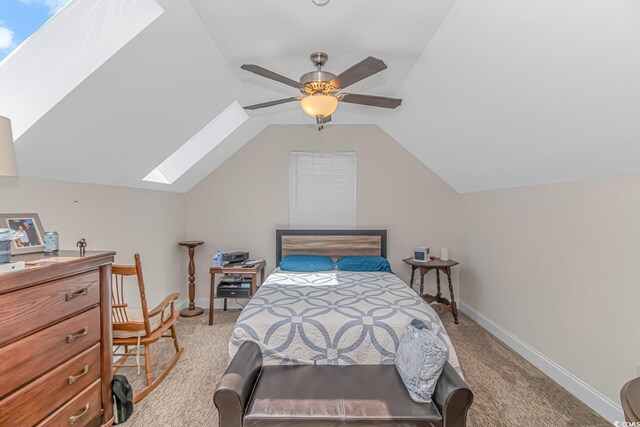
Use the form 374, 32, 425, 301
208, 261, 266, 325
403, 257, 460, 324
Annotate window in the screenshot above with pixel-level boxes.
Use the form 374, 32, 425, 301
0, 0, 73, 62
289, 151, 356, 228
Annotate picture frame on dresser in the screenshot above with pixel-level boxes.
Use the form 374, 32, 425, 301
0, 213, 45, 254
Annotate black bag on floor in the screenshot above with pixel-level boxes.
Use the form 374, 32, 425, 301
113, 375, 134, 424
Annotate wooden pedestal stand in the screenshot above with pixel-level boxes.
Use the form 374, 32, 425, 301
178, 240, 205, 317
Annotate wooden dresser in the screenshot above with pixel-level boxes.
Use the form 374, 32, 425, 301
0, 251, 115, 427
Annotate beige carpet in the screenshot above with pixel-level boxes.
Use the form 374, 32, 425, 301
121, 310, 609, 427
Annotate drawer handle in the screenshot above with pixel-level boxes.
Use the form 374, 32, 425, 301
69, 403, 90, 425
66, 327, 88, 343
65, 287, 88, 301
67, 365, 89, 385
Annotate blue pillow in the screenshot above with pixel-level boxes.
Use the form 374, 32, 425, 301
336, 256, 392, 273
279, 255, 335, 272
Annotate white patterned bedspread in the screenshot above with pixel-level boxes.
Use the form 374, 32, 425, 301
229, 269, 460, 372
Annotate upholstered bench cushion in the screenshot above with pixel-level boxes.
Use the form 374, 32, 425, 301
244, 364, 443, 427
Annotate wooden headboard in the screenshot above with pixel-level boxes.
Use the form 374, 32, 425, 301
276, 229, 387, 265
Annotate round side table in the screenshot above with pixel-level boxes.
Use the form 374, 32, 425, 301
403, 257, 460, 324
179, 240, 205, 317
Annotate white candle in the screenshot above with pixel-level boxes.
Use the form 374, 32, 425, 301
440, 247, 449, 261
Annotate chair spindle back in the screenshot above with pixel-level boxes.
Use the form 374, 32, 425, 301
111, 253, 152, 335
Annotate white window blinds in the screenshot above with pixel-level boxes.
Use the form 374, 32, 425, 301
289, 151, 356, 228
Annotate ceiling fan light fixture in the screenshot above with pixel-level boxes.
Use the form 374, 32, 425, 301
311, 0, 331, 6
300, 94, 338, 118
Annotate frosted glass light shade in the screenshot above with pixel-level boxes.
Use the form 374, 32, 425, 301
0, 116, 17, 177
300, 95, 338, 118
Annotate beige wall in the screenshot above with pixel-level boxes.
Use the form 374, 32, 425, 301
0, 176, 187, 307
460, 175, 640, 405
186, 125, 462, 303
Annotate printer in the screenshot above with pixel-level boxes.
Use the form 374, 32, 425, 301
222, 251, 249, 264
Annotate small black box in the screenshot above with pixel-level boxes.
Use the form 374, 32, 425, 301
218, 275, 252, 297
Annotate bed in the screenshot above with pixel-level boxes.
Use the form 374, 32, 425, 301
229, 229, 461, 373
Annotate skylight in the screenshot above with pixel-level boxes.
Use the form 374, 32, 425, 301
143, 101, 249, 185
0, 0, 72, 62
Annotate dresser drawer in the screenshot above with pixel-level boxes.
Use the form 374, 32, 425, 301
0, 344, 101, 427
37, 380, 102, 427
0, 270, 100, 345
0, 306, 101, 398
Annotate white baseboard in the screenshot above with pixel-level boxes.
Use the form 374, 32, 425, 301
458, 300, 623, 424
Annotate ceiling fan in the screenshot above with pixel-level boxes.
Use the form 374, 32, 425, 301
241, 52, 402, 129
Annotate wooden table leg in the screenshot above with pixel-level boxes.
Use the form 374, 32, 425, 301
222, 273, 228, 311
260, 268, 265, 285
436, 269, 442, 302
446, 267, 459, 324
419, 267, 426, 295
209, 273, 215, 325
251, 273, 257, 295
409, 266, 416, 290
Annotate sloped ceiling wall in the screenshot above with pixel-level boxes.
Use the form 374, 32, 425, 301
382, 0, 640, 193
8, 0, 267, 193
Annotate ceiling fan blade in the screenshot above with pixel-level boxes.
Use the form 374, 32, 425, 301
241, 64, 302, 89
340, 93, 402, 109
331, 57, 387, 89
244, 97, 302, 110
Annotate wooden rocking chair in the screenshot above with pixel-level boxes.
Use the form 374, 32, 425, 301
111, 253, 182, 403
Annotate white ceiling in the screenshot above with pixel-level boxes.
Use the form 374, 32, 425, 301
3, 0, 640, 193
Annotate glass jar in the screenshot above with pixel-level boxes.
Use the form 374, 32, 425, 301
43, 231, 59, 253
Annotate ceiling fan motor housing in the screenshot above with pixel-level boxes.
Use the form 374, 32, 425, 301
300, 71, 337, 94
300, 52, 338, 95
300, 70, 336, 85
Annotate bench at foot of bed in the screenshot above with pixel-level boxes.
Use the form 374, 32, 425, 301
214, 341, 473, 427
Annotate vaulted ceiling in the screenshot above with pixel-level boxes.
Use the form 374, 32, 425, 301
1, 0, 638, 193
